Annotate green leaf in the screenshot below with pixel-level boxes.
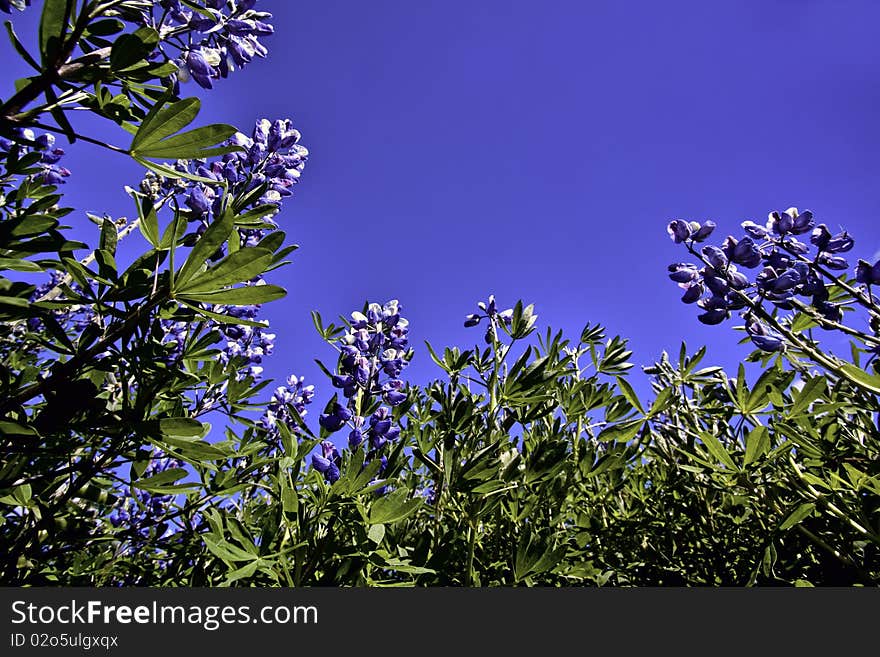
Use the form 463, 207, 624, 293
281, 488, 298, 514
109, 26, 160, 72
133, 156, 223, 185
596, 419, 643, 443
698, 431, 738, 471
162, 436, 228, 461
839, 363, 880, 394
178, 284, 286, 306
0, 295, 33, 309
789, 375, 827, 416
646, 386, 672, 418
86, 18, 125, 37
780, 503, 815, 530
0, 257, 42, 272
743, 425, 770, 466
99, 217, 118, 254
615, 376, 644, 414
158, 418, 205, 437
5, 20, 41, 71
223, 560, 261, 585
367, 524, 386, 544
134, 124, 239, 160
132, 467, 189, 493
131, 96, 200, 150
177, 248, 273, 294
178, 299, 270, 328
0, 420, 39, 437
368, 489, 423, 524
175, 208, 235, 287
137, 195, 160, 248
204, 535, 257, 563
38, 0, 69, 64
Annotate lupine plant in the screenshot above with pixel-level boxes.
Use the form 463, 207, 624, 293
1, 1, 878, 587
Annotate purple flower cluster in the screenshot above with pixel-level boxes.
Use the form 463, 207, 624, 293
313, 300, 413, 485
667, 208, 866, 352
130, 1, 274, 90
260, 374, 316, 436
214, 303, 276, 380
160, 300, 274, 381
140, 117, 307, 253
311, 440, 342, 483
1, 129, 70, 186
109, 449, 186, 542
464, 294, 513, 343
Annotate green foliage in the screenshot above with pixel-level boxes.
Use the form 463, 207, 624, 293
0, 1, 878, 587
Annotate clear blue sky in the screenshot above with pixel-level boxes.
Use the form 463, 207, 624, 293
5, 1, 880, 425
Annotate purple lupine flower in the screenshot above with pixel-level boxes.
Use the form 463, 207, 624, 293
825, 231, 854, 254
701, 245, 728, 271
311, 455, 340, 483
818, 253, 849, 270
668, 263, 699, 283
729, 236, 762, 268
183, 49, 217, 89
667, 219, 691, 243
680, 283, 703, 304
856, 259, 880, 286
185, 185, 212, 215
319, 402, 352, 432
697, 308, 728, 325
747, 320, 784, 352
741, 220, 769, 239
312, 441, 342, 483
382, 379, 407, 406
691, 220, 716, 242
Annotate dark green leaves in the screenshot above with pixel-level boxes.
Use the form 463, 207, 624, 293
132, 468, 194, 494
109, 26, 159, 72
367, 489, 423, 524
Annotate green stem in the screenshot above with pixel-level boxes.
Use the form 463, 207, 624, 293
465, 520, 476, 586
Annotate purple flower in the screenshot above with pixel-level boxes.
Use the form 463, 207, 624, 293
697, 308, 728, 325
680, 283, 703, 304
311, 454, 340, 483
741, 220, 769, 239
747, 320, 784, 352
319, 402, 352, 432
382, 379, 407, 406
667, 219, 691, 243
701, 245, 728, 271
856, 259, 880, 286
668, 263, 699, 283
185, 49, 218, 89
691, 220, 716, 242
730, 236, 762, 268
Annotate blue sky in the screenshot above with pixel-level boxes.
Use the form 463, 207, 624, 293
5, 0, 880, 426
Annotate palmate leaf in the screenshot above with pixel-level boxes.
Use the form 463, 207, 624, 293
130, 96, 240, 161
367, 488, 423, 524
134, 125, 240, 160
